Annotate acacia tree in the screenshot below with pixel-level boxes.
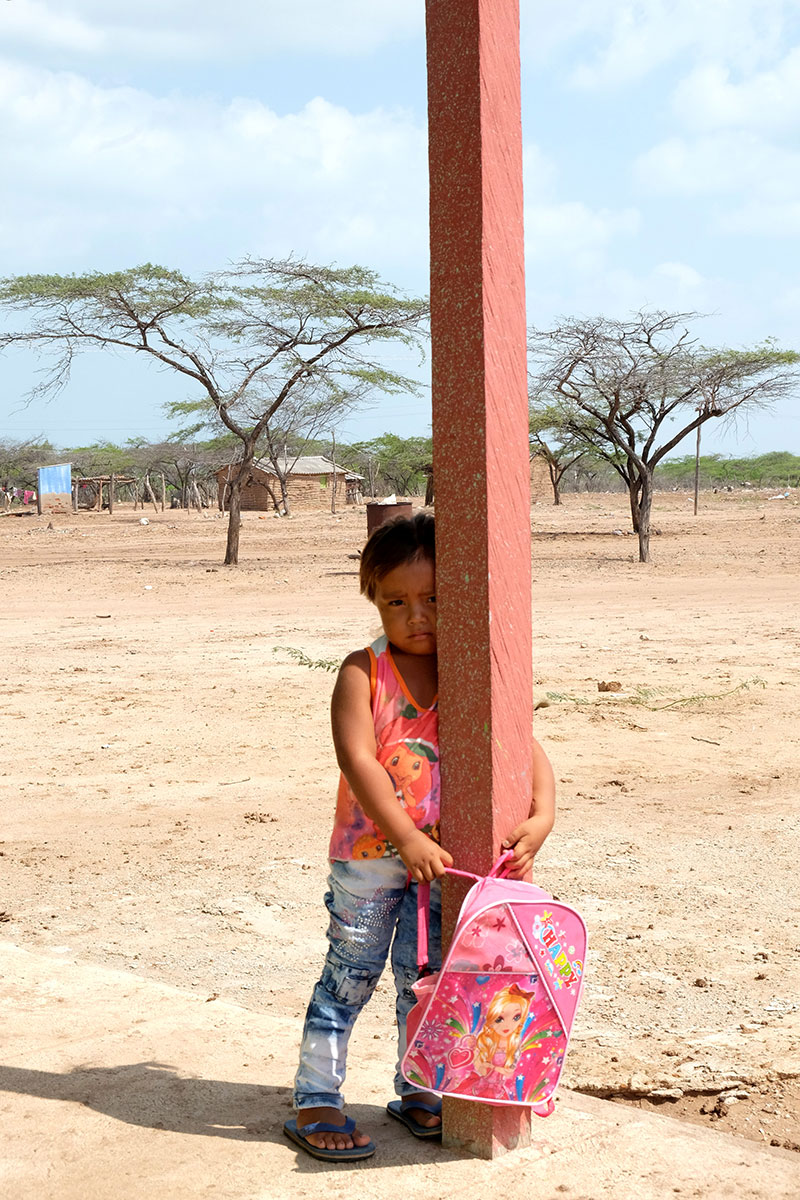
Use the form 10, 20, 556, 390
529, 311, 800, 561
0, 260, 428, 563
0, 437, 57, 493
346, 433, 432, 496
528, 399, 585, 505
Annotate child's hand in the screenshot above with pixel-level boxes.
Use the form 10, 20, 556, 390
501, 814, 553, 879
396, 829, 453, 883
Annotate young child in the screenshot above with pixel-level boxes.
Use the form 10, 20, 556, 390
284, 513, 555, 1161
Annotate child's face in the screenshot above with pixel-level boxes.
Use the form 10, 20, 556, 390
374, 555, 436, 656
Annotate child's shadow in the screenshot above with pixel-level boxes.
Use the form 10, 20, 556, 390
1, 1061, 453, 1168
0, 1061, 290, 1143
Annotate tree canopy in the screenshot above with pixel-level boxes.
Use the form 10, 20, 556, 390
0, 259, 429, 561
529, 310, 800, 561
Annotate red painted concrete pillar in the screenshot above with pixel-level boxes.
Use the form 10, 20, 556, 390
426, 0, 532, 1159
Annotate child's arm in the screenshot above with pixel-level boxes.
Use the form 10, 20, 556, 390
501, 737, 556, 879
331, 651, 453, 883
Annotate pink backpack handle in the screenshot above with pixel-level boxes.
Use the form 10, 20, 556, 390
416, 851, 517, 968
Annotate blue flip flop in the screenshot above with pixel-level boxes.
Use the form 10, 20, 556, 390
283, 1116, 376, 1162
386, 1097, 443, 1140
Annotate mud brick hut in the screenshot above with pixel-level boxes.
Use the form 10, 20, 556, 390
530, 455, 552, 503
216, 456, 363, 513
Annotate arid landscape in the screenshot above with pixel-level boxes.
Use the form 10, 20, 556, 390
2, 490, 798, 1158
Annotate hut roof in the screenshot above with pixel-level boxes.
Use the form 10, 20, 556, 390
218, 455, 363, 480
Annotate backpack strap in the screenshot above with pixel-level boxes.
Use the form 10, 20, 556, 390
417, 881, 430, 968
487, 849, 517, 877
414, 852, 516, 968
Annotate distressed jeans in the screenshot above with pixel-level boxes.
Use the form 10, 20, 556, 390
293, 857, 442, 1111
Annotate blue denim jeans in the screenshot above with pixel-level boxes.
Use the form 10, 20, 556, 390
293, 857, 442, 1111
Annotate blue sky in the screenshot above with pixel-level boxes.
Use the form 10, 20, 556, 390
1, 0, 799, 455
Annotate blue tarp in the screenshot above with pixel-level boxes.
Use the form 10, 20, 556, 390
37, 463, 72, 494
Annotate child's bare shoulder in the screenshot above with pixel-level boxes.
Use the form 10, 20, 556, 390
340, 648, 370, 674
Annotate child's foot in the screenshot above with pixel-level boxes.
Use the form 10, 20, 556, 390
402, 1092, 442, 1130
386, 1092, 443, 1139
296, 1107, 372, 1152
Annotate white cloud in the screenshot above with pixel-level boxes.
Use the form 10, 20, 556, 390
525, 201, 640, 274
0, 60, 429, 276
523, 142, 640, 275
673, 51, 800, 134
1, 0, 102, 52
635, 131, 800, 200
720, 201, 800, 235
652, 261, 705, 293
524, 0, 793, 90
1, 0, 422, 60
532, 259, 710, 324
631, 36, 800, 235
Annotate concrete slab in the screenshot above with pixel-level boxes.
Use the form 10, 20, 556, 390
1, 942, 798, 1200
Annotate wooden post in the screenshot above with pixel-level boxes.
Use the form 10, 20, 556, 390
160, 472, 166, 511
693, 422, 701, 516
108, 474, 115, 514
427, 0, 532, 1158
330, 430, 337, 514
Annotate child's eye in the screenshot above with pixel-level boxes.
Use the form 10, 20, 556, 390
427, 595, 436, 604
388, 599, 405, 607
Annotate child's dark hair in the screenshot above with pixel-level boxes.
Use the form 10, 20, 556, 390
360, 512, 435, 602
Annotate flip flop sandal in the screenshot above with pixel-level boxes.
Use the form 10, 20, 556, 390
386, 1098, 443, 1140
283, 1117, 376, 1162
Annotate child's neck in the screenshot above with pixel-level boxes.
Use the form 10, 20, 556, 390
389, 645, 438, 710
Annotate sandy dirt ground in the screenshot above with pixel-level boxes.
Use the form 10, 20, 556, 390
1, 490, 799, 1160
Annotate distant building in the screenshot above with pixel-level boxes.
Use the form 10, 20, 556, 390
216, 456, 364, 513
530, 455, 551, 502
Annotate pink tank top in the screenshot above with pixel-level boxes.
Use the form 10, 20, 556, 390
329, 635, 440, 861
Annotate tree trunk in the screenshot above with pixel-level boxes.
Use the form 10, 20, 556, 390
628, 479, 641, 533
546, 460, 561, 506
144, 473, 159, 514
224, 480, 242, 564
278, 473, 291, 516
223, 447, 257, 564
637, 470, 654, 563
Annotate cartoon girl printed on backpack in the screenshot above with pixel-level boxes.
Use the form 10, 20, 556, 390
448, 983, 534, 1100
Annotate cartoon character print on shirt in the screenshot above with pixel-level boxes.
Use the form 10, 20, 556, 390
378, 739, 434, 825
328, 637, 440, 861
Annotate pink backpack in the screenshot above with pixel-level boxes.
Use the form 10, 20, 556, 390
402, 853, 587, 1116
